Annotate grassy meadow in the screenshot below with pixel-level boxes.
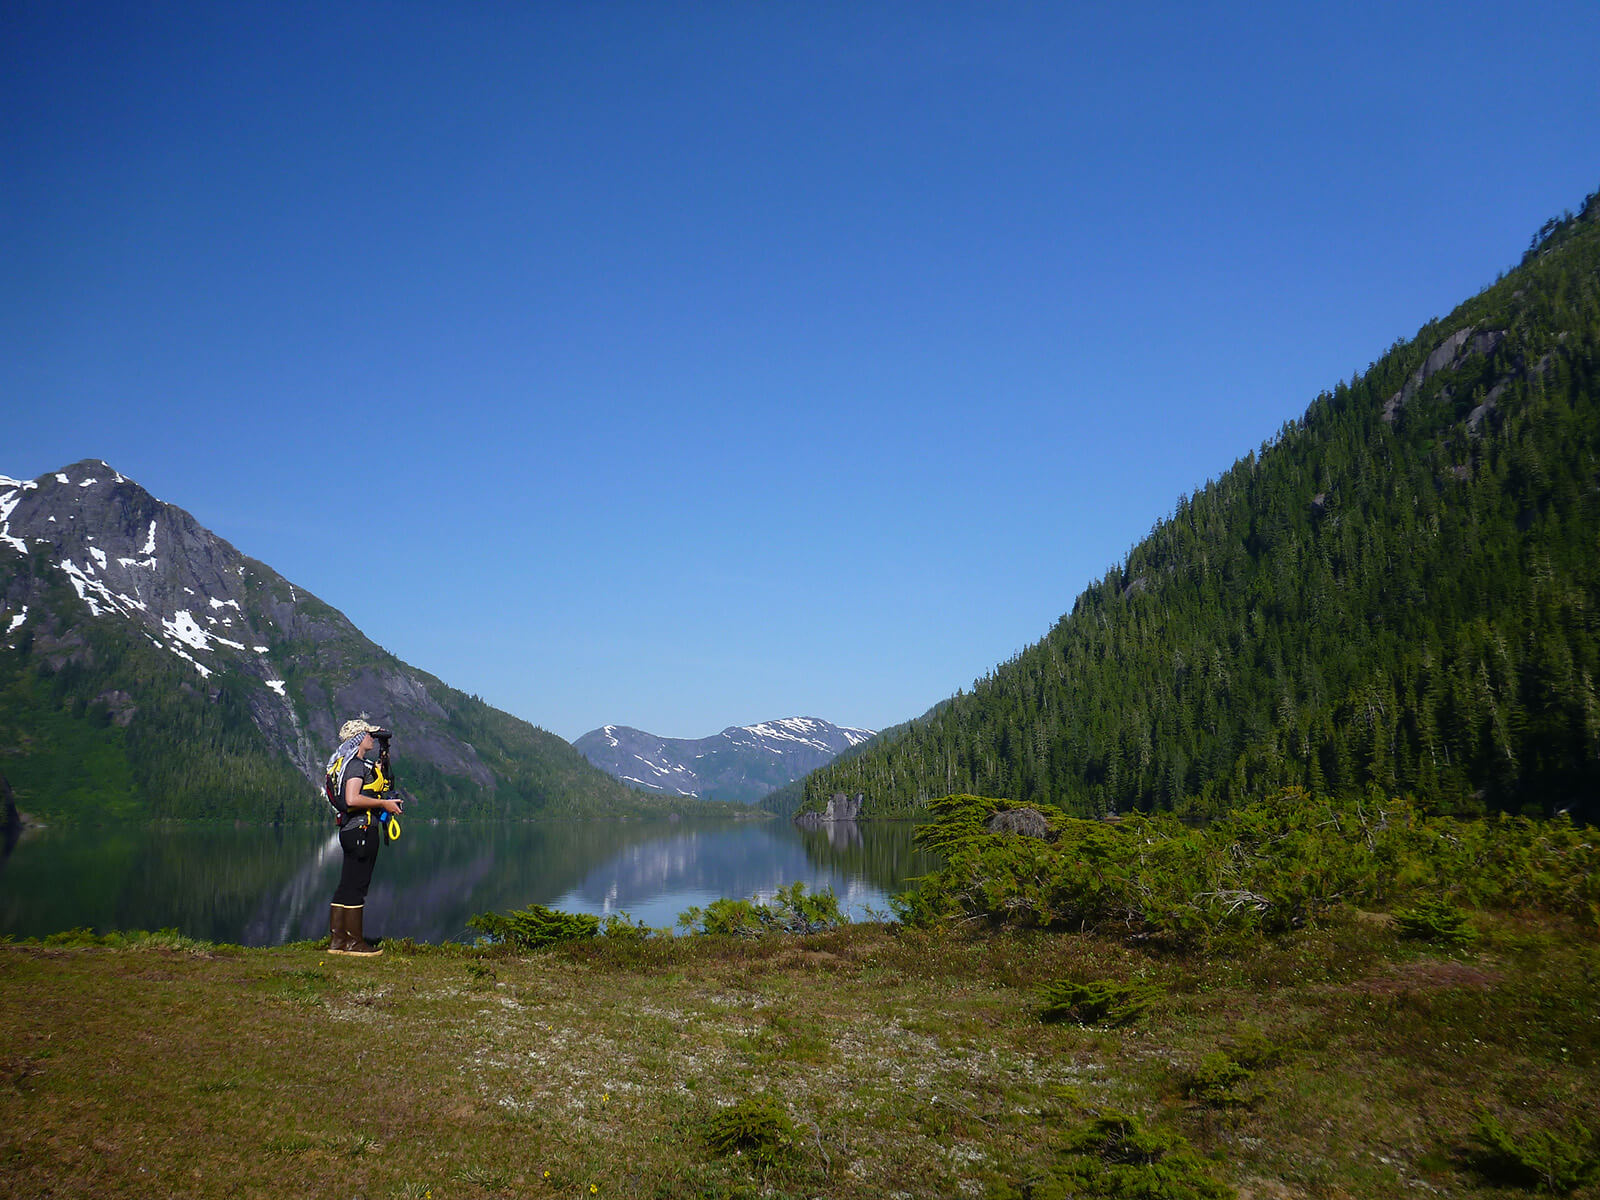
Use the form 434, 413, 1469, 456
1, 902, 1596, 1199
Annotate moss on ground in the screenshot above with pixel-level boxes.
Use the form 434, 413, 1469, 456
0, 911, 1596, 1198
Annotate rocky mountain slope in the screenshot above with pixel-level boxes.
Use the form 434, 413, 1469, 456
794, 188, 1600, 823
573, 717, 873, 804
0, 461, 682, 821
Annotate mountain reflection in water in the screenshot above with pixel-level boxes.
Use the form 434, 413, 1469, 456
0, 817, 938, 946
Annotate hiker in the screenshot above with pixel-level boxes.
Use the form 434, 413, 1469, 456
324, 718, 403, 956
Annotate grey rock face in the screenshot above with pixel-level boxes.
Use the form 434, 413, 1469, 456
1382, 326, 1505, 422
93, 689, 138, 727
985, 806, 1054, 839
575, 718, 875, 804
795, 792, 866, 826
1467, 379, 1509, 436
0, 460, 505, 792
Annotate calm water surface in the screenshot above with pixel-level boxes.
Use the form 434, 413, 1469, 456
0, 817, 937, 946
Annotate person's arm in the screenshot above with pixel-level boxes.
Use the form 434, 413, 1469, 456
344, 774, 401, 814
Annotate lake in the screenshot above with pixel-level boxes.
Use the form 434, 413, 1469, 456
0, 816, 939, 946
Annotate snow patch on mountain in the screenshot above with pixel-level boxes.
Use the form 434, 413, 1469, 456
60, 557, 130, 619
0, 484, 32, 553
736, 717, 875, 753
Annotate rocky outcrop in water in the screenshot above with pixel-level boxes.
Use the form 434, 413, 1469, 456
794, 791, 866, 827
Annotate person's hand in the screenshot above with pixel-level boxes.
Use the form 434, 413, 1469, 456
383, 797, 403, 815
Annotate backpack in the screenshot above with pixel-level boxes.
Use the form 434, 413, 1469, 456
323, 735, 365, 820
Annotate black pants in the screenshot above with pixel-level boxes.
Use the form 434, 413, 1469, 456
333, 817, 381, 906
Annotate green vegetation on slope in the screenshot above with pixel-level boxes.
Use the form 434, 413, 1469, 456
0, 554, 311, 822
0, 548, 695, 823
801, 190, 1600, 821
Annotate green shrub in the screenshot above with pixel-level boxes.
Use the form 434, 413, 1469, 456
1223, 1026, 1291, 1071
1039, 978, 1162, 1027
1392, 898, 1478, 946
900, 789, 1600, 946
776, 881, 847, 932
679, 897, 767, 937
912, 794, 1067, 853
701, 1097, 796, 1169
1182, 1052, 1254, 1108
466, 903, 599, 951
678, 882, 847, 937
1001, 1111, 1234, 1199
599, 911, 653, 940
41, 926, 101, 946
1469, 1111, 1600, 1193
32, 927, 229, 953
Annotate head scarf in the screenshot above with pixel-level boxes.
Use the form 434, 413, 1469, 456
339, 718, 382, 742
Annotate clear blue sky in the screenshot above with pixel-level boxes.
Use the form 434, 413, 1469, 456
4, 2, 1598, 741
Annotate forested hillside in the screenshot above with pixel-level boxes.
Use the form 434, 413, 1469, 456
799, 190, 1600, 822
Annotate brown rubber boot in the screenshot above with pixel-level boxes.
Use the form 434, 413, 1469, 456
343, 905, 383, 957
328, 904, 359, 955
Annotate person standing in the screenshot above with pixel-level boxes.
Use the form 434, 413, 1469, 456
324, 718, 403, 956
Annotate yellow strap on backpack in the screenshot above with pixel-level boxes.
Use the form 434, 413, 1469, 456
385, 813, 401, 843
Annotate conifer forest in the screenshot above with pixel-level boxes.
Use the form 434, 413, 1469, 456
798, 192, 1600, 823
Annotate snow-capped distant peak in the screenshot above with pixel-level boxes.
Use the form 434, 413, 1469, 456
732, 716, 874, 754
574, 715, 876, 804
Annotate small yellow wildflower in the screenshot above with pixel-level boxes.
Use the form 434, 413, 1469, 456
590, 1187, 598, 1195
543, 1170, 550, 1179
602, 1093, 609, 1103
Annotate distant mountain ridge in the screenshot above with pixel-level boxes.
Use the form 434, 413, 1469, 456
0, 460, 684, 821
573, 717, 873, 803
